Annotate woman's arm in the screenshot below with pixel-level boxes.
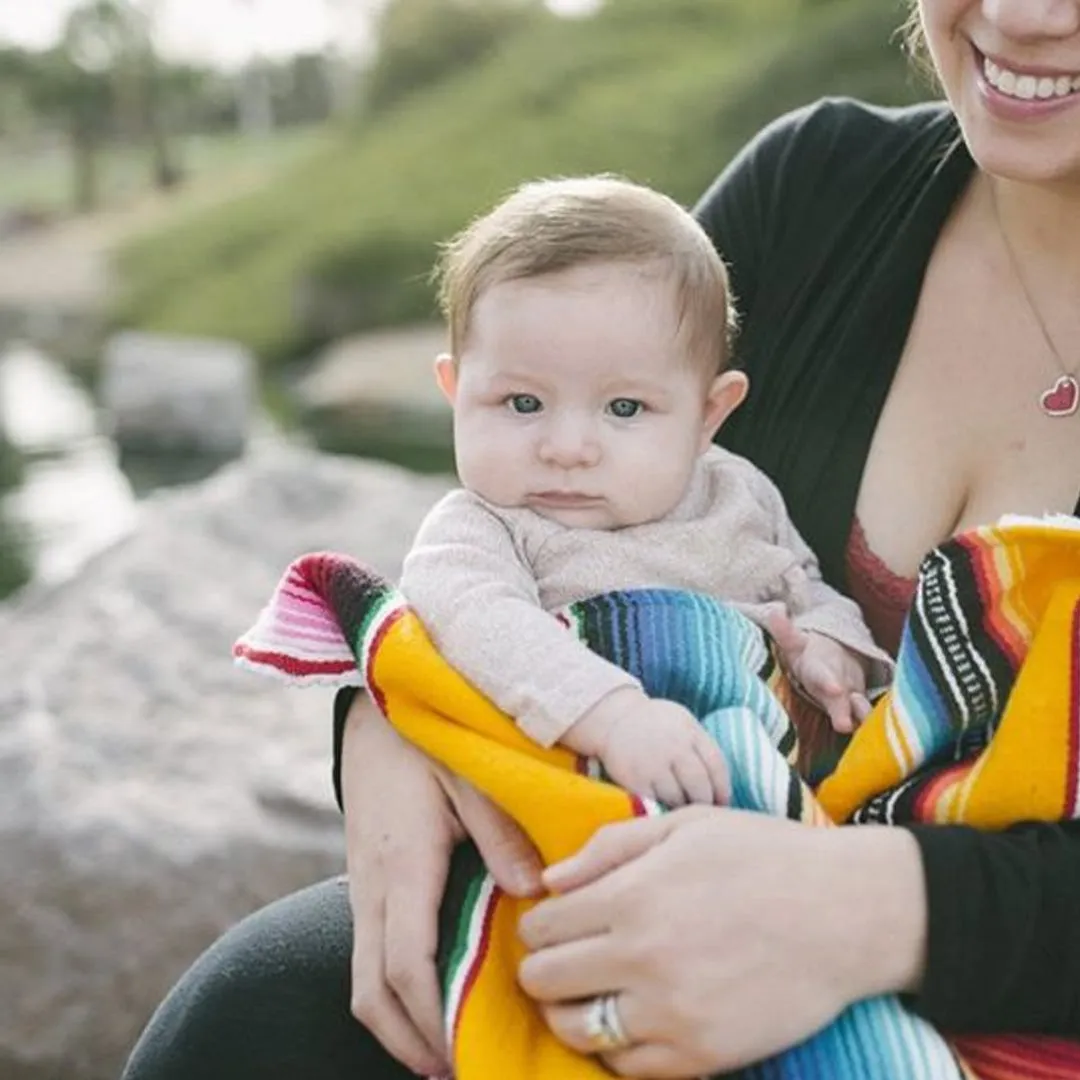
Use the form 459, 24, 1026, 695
909, 820, 1080, 1034
339, 692, 541, 1075
515, 811, 1080, 1077
691, 100, 1080, 1038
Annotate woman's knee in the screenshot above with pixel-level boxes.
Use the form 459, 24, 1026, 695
122, 877, 411, 1080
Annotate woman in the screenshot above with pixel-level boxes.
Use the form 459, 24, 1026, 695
122, 1, 1080, 1077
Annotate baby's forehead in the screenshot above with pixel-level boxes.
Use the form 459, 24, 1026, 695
466, 344, 688, 393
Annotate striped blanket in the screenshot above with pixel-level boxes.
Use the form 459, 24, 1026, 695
235, 514, 1080, 1080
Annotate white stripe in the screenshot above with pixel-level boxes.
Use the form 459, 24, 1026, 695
443, 874, 498, 1051
358, 595, 409, 674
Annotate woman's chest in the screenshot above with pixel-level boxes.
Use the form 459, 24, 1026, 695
857, 216, 1080, 576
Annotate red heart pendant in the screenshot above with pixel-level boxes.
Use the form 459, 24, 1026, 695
1040, 374, 1079, 417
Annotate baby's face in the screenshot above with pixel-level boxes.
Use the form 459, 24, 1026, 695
443, 262, 736, 530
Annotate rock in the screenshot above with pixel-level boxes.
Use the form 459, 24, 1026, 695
0, 447, 452, 1080
100, 331, 256, 458
0, 207, 54, 242
294, 324, 455, 473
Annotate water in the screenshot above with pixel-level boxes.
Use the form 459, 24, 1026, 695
0, 343, 138, 586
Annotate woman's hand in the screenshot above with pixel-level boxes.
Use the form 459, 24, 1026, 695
517, 809, 927, 1078
342, 693, 542, 1076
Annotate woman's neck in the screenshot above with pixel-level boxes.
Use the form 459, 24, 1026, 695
983, 171, 1080, 278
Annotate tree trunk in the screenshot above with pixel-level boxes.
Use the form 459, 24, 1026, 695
71, 123, 99, 213
143, 53, 182, 191
146, 102, 181, 190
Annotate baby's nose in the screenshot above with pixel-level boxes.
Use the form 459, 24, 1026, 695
537, 422, 601, 467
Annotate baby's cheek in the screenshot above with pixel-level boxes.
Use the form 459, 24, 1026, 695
463, 430, 532, 501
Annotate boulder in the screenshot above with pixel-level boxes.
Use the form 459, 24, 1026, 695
100, 331, 256, 458
0, 446, 452, 1080
294, 324, 454, 473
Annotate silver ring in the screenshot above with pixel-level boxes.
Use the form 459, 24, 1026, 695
583, 992, 630, 1052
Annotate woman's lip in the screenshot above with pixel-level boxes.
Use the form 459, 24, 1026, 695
978, 46, 1080, 80
972, 44, 1080, 120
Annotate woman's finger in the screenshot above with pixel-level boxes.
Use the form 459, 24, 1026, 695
376, 810, 458, 1067
349, 892, 447, 1077
340, 704, 451, 1075
445, 772, 543, 897
351, 972, 446, 1077
542, 815, 677, 893
540, 991, 651, 1055
519, 933, 633, 1002
518, 874, 617, 950
602, 1042, 690, 1078
383, 859, 449, 1066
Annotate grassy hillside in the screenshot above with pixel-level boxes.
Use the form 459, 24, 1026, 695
114, 0, 929, 366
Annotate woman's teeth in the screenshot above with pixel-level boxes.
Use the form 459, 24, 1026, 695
983, 57, 1080, 100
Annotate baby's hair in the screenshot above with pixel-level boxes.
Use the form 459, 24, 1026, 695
434, 175, 738, 375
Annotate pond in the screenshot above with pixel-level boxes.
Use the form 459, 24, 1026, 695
0, 343, 252, 594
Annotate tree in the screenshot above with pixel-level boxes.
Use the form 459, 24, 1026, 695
0, 46, 36, 136
23, 44, 113, 212
30, 0, 182, 210
363, 0, 542, 115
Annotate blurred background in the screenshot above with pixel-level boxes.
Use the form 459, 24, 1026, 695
0, 0, 933, 600
0, 0, 941, 1071
0, 4, 940, 1075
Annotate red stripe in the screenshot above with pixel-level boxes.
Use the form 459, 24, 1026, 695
965, 531, 1025, 665
363, 606, 404, 717
1067, 599, 1080, 818
911, 759, 971, 822
953, 1033, 1080, 1078
452, 884, 501, 1048
279, 584, 327, 609
233, 646, 356, 676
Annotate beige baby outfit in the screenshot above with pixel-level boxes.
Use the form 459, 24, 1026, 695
401, 445, 891, 747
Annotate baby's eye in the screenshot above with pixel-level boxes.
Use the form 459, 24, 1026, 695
507, 394, 543, 415
607, 398, 644, 419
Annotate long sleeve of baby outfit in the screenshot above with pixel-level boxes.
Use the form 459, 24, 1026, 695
398, 490, 642, 748
747, 467, 895, 690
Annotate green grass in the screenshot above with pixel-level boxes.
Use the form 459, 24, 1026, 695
0, 126, 323, 217
114, 0, 929, 366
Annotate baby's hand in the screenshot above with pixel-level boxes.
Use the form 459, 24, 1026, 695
564, 687, 730, 807
766, 613, 872, 734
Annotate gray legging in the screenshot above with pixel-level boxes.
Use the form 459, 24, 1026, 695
122, 843, 483, 1080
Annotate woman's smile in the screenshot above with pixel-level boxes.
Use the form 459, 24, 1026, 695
972, 41, 1080, 121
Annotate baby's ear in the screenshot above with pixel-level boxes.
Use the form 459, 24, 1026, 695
700, 370, 748, 450
434, 353, 458, 404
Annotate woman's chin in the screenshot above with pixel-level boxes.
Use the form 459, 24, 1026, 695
959, 114, 1080, 186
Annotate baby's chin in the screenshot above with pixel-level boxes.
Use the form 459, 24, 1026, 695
475, 484, 661, 530
531, 506, 623, 531
519, 497, 647, 532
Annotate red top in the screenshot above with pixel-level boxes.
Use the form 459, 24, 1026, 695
843, 517, 918, 658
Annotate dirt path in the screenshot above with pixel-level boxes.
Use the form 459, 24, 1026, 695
0, 162, 292, 312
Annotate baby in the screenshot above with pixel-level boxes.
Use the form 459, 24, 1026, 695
400, 175, 891, 807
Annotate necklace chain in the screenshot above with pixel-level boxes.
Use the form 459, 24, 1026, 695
989, 183, 1080, 418
989, 184, 1078, 381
